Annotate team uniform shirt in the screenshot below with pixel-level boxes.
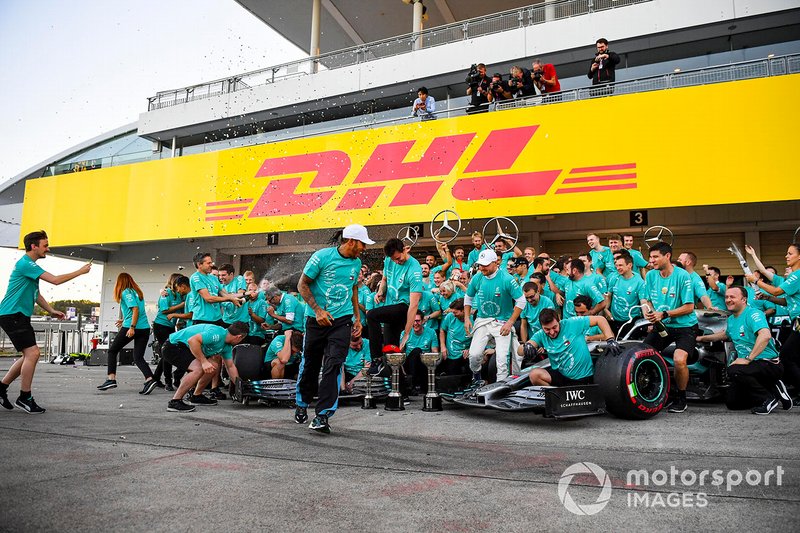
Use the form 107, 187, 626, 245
366, 290, 385, 312
264, 335, 301, 365
247, 298, 269, 339
447, 259, 471, 278
688, 271, 708, 304
221, 276, 248, 324
399, 327, 439, 354
383, 255, 424, 306
0, 255, 45, 317
440, 313, 470, 360
769, 275, 790, 321
422, 277, 436, 291
778, 270, 800, 319
168, 324, 232, 360
417, 290, 441, 331
627, 248, 650, 273
608, 274, 647, 322
585, 324, 603, 338
514, 269, 535, 287
120, 288, 150, 329
357, 285, 372, 313
551, 272, 605, 319
343, 338, 371, 376
184, 292, 196, 327
590, 247, 614, 275
531, 317, 594, 380
154, 289, 183, 328
499, 250, 516, 266
438, 289, 465, 315
706, 281, 727, 309
726, 306, 779, 360
302, 247, 361, 319
275, 293, 305, 331
645, 268, 698, 328
190, 271, 224, 322
745, 286, 777, 320
521, 295, 556, 338
466, 270, 523, 321
467, 246, 487, 267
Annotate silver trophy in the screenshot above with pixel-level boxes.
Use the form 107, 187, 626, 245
483, 217, 519, 250
420, 352, 443, 412
384, 350, 406, 411
728, 241, 759, 293
361, 353, 377, 410
431, 210, 462, 244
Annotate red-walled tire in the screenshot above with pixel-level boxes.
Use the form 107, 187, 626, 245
595, 342, 669, 420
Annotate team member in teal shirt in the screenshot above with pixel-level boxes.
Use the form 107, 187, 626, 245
367, 238, 424, 367
550, 259, 606, 319
519, 280, 555, 342
605, 253, 647, 336
152, 274, 190, 391
264, 332, 304, 379
97, 273, 156, 395
161, 322, 248, 412
643, 242, 698, 414
296, 224, 372, 433
218, 264, 249, 325
678, 252, 714, 309
417, 290, 440, 332
703, 266, 727, 309
399, 311, 440, 392
264, 286, 305, 332
588, 233, 614, 276
697, 286, 791, 414
189, 252, 242, 326
523, 309, 618, 386
0, 230, 91, 414
342, 335, 371, 393
438, 298, 471, 376
467, 231, 488, 267
747, 243, 800, 400
623, 234, 650, 277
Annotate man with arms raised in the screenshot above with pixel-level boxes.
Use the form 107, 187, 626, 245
296, 224, 373, 433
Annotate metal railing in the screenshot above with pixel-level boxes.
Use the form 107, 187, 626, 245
0, 318, 97, 362
494, 54, 800, 111
147, 0, 652, 110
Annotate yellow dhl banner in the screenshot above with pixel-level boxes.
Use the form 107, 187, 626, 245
22, 74, 799, 247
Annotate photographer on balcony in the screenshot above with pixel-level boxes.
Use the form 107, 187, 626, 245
507, 66, 536, 99
465, 63, 491, 114
588, 37, 620, 95
487, 72, 512, 103
531, 58, 561, 101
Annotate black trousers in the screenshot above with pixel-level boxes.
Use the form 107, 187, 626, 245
296, 315, 352, 417
726, 359, 784, 409
366, 303, 409, 362
107, 328, 152, 379
439, 357, 469, 376
779, 328, 800, 390
151, 323, 174, 383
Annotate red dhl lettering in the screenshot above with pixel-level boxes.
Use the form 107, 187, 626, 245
202, 126, 638, 220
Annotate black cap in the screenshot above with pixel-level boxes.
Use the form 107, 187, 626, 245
513, 257, 529, 267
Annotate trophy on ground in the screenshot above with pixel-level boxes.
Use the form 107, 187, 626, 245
420, 352, 443, 412
383, 345, 406, 411
361, 352, 376, 410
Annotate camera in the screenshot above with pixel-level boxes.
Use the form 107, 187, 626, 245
532, 69, 543, 81
466, 64, 481, 86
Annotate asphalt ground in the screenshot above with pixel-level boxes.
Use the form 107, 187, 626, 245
0, 359, 798, 532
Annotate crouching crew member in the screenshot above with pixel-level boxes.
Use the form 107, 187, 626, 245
697, 286, 792, 414
160, 322, 248, 412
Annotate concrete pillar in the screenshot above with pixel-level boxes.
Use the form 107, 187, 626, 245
745, 230, 761, 257
545, 0, 556, 22
170, 136, 177, 158
412, 0, 424, 50
310, 0, 321, 73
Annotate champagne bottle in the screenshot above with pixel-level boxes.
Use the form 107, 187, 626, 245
644, 304, 668, 338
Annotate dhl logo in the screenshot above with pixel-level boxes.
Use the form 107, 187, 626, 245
204, 125, 637, 222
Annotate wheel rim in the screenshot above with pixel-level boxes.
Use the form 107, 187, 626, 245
633, 359, 665, 403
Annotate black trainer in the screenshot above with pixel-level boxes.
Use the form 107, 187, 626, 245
15, 396, 46, 414
294, 406, 308, 424
209, 387, 227, 400
0, 387, 13, 410
752, 398, 779, 415
97, 379, 117, 391
167, 399, 196, 412
164, 383, 175, 392
667, 395, 687, 413
140, 379, 158, 395
774, 380, 793, 411
309, 415, 330, 434
153, 380, 166, 389
188, 394, 218, 406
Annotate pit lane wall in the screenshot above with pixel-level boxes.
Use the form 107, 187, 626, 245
21, 74, 799, 248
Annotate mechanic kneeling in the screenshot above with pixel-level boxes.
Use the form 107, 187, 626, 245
519, 308, 620, 386
696, 286, 792, 415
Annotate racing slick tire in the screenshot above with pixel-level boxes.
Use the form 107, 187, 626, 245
594, 342, 669, 420
232, 344, 264, 380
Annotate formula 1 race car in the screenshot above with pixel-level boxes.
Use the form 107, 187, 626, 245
445, 341, 670, 420
228, 344, 390, 406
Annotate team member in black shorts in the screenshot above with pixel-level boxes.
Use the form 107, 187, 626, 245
160, 322, 248, 412
295, 224, 373, 434
0, 230, 91, 413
